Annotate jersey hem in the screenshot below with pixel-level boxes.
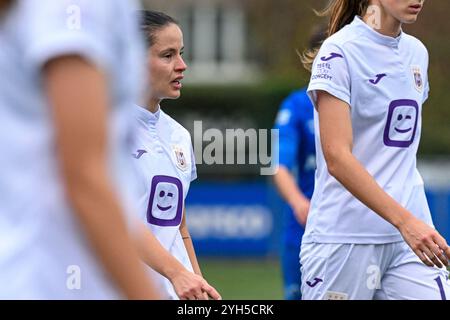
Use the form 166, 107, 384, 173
302, 233, 403, 244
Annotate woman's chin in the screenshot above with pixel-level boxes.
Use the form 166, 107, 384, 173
167, 92, 181, 100
400, 14, 419, 24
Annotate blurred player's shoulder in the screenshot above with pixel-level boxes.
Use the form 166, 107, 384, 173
21, 0, 140, 11
16, 0, 142, 32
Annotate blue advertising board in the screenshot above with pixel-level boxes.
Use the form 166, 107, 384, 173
185, 182, 282, 256
186, 181, 450, 257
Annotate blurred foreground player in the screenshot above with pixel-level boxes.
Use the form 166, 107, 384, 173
0, 0, 157, 299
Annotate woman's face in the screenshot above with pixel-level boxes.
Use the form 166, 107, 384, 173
376, 0, 425, 24
148, 23, 187, 103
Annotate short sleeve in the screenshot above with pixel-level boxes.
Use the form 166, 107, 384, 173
307, 42, 351, 108
22, 0, 116, 72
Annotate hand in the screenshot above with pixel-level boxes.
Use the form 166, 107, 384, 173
170, 269, 222, 300
292, 198, 310, 226
398, 215, 450, 268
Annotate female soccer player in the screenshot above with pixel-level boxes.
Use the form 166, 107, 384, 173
0, 0, 157, 299
131, 10, 221, 300
301, 0, 450, 299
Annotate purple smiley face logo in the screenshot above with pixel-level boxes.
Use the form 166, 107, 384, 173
147, 175, 183, 227
383, 99, 418, 148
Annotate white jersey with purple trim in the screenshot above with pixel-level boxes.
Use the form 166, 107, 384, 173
305, 16, 432, 244
0, 0, 145, 299
132, 105, 197, 299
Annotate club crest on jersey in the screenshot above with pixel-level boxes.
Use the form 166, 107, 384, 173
173, 146, 188, 171
411, 65, 423, 93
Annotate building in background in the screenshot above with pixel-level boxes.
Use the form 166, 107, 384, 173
142, 0, 260, 84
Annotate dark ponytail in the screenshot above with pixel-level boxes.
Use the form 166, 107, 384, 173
302, 0, 370, 71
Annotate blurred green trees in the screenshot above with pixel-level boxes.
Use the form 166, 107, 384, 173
247, 0, 450, 155
156, 0, 449, 155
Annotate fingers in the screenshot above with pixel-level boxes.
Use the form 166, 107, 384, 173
178, 282, 217, 300
180, 293, 196, 300
194, 291, 208, 300
417, 249, 434, 267
180, 290, 207, 300
178, 287, 198, 300
202, 282, 222, 300
173, 272, 221, 300
405, 220, 450, 268
420, 245, 442, 268
432, 235, 450, 266
416, 232, 450, 268
429, 242, 449, 268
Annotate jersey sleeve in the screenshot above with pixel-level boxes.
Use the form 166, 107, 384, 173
22, 0, 117, 73
307, 42, 351, 108
274, 94, 301, 170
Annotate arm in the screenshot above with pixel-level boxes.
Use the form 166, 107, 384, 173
180, 209, 202, 276
134, 220, 221, 300
316, 90, 450, 268
273, 166, 310, 226
44, 56, 158, 299
179, 210, 221, 300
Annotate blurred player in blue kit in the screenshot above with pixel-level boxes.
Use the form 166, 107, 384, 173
273, 26, 327, 300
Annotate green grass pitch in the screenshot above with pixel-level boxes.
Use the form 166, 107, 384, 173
199, 258, 284, 300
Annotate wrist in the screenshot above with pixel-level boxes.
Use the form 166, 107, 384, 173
163, 260, 185, 281
391, 208, 413, 229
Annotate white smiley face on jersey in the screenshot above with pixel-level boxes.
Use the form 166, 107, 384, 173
151, 182, 179, 220
148, 176, 183, 227
384, 100, 418, 148
390, 106, 416, 137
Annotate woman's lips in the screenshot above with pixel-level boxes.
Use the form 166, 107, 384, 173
408, 4, 422, 14
171, 80, 182, 90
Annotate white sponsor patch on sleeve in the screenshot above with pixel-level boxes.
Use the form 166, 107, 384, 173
324, 291, 349, 300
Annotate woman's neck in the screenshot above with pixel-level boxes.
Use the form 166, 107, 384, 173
362, 7, 402, 38
146, 98, 160, 113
